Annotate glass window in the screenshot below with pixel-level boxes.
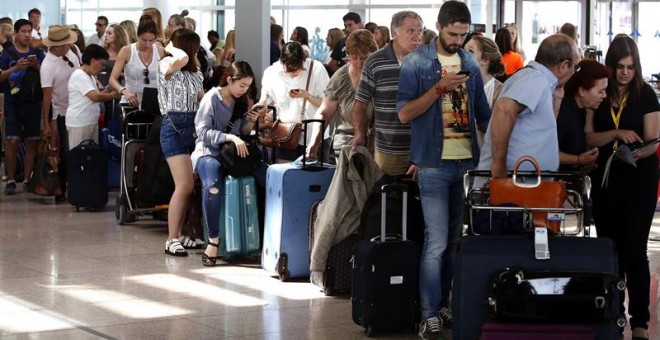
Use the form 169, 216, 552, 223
637, 2, 660, 77
519, 1, 580, 62
594, 1, 632, 65
286, 9, 347, 62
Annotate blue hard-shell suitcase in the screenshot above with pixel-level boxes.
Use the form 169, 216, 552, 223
67, 139, 108, 210
222, 175, 261, 260
261, 119, 334, 281
452, 235, 622, 340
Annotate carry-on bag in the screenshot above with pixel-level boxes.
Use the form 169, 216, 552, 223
452, 235, 623, 340
222, 175, 261, 260
488, 268, 626, 324
261, 119, 334, 281
67, 139, 108, 210
351, 183, 420, 337
308, 200, 359, 296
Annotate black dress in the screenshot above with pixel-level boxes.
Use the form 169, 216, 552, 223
590, 83, 659, 330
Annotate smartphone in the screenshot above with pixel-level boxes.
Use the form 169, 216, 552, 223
289, 88, 301, 93
457, 70, 471, 76
251, 103, 264, 111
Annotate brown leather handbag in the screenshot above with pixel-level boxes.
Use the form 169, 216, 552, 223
489, 155, 566, 233
27, 139, 62, 197
260, 61, 314, 150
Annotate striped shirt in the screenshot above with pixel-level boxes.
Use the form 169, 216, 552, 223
355, 41, 410, 155
157, 56, 203, 115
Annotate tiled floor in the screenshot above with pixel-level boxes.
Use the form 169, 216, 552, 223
0, 187, 659, 339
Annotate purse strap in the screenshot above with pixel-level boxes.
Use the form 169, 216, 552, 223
299, 60, 314, 120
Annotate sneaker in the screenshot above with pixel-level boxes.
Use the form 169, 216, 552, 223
418, 316, 442, 340
438, 307, 453, 329
4, 181, 16, 195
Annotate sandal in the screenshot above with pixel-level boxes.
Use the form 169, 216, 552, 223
178, 235, 202, 249
202, 242, 221, 267
165, 239, 188, 257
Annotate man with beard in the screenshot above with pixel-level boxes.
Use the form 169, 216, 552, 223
397, 2, 491, 338
349, 10, 424, 176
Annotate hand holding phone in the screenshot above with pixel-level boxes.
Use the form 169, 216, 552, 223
456, 70, 471, 76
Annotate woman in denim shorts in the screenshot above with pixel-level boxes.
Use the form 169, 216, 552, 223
158, 29, 204, 256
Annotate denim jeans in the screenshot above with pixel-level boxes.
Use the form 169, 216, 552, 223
418, 159, 474, 320
196, 156, 267, 239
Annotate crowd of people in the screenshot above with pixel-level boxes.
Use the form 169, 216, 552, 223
0, 3, 658, 340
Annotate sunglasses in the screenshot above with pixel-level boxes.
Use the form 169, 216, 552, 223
143, 68, 150, 84
62, 56, 74, 68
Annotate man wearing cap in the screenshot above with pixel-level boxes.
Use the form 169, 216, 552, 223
40, 25, 81, 202
0, 19, 45, 195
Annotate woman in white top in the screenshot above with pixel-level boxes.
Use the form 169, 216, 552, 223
464, 35, 505, 146
464, 35, 505, 108
66, 45, 118, 148
109, 19, 165, 108
158, 28, 205, 257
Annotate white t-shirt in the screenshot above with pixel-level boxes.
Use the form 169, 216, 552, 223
40, 50, 81, 119
66, 69, 100, 127
260, 58, 331, 144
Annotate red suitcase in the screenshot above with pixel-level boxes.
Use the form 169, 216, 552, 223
481, 322, 595, 340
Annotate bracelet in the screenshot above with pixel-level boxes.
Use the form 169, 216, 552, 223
306, 93, 312, 100
120, 87, 127, 96
434, 81, 446, 95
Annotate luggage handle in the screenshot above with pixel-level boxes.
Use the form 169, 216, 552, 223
380, 183, 408, 242
301, 119, 326, 168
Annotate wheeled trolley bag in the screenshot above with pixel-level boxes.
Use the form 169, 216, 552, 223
261, 119, 334, 281
222, 175, 261, 260
351, 183, 420, 337
67, 139, 108, 210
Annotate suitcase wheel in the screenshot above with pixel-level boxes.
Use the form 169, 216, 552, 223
365, 324, 374, 337
277, 253, 290, 282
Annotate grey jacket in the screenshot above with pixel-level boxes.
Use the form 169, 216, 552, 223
310, 146, 383, 272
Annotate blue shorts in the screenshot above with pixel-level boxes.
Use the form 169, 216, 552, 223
4, 99, 42, 140
160, 112, 197, 158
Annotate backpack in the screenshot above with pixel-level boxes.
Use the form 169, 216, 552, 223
6, 48, 43, 102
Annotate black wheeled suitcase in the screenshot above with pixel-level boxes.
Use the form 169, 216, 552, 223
452, 235, 623, 340
351, 183, 420, 337
309, 200, 359, 296
67, 139, 108, 210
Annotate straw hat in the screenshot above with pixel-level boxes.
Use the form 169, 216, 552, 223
42, 25, 78, 47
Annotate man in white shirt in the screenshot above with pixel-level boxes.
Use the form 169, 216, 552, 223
86, 16, 108, 46
40, 25, 81, 202
259, 41, 329, 162
28, 8, 44, 50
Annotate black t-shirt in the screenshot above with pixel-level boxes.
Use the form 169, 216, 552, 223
556, 95, 587, 172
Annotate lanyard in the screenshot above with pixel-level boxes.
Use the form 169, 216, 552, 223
609, 93, 628, 148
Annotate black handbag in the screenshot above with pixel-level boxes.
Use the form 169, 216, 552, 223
219, 116, 261, 177
488, 267, 627, 325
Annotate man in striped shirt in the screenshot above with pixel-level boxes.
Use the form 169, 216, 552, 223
349, 10, 423, 176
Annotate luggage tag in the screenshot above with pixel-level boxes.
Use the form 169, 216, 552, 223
534, 227, 550, 260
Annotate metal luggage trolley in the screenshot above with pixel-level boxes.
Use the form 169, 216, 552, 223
114, 104, 163, 224
462, 170, 593, 236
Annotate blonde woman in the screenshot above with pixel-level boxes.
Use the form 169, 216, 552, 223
219, 29, 235, 67
104, 24, 130, 61
120, 20, 137, 44
324, 28, 344, 64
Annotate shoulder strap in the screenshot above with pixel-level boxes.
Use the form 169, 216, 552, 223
300, 60, 314, 118
5, 47, 20, 61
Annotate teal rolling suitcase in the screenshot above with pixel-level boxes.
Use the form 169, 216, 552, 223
222, 175, 261, 260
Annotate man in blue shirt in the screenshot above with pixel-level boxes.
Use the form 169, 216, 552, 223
477, 34, 581, 178
397, 2, 491, 339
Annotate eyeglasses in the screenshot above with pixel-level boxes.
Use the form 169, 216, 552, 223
95, 23, 106, 27
62, 56, 74, 68
567, 60, 580, 73
143, 68, 150, 84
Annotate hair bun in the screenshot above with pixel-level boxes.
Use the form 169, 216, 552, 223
181, 9, 189, 17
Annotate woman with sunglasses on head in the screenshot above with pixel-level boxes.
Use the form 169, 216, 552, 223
158, 28, 205, 257
585, 36, 659, 340
191, 61, 266, 266
109, 19, 164, 109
